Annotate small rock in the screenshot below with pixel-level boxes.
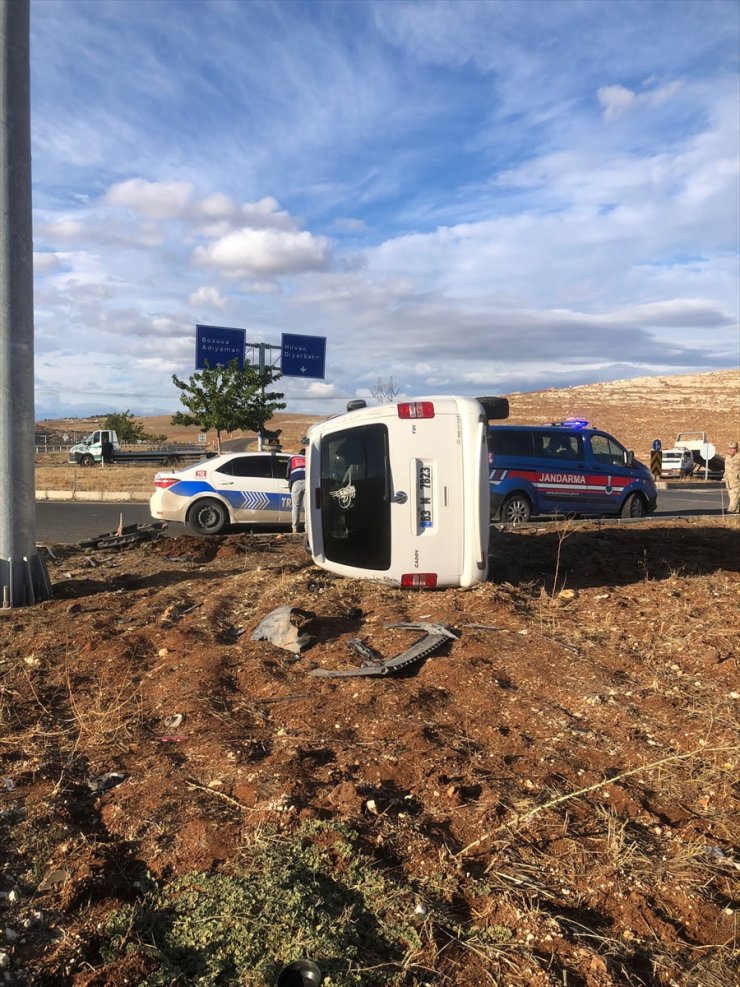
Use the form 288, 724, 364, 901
3, 930, 17, 944
0, 953, 9, 971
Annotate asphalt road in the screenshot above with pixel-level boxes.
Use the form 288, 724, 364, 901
35, 487, 733, 545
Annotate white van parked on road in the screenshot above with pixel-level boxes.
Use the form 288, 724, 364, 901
304, 396, 508, 588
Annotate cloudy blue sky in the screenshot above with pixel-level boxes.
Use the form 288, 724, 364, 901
30, 0, 740, 417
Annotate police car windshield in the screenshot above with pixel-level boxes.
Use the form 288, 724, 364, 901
319, 424, 391, 570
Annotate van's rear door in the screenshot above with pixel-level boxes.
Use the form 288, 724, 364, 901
388, 411, 465, 583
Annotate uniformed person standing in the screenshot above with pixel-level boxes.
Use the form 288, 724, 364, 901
288, 448, 306, 532
725, 441, 740, 514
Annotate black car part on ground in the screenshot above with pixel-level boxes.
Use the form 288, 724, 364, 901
310, 623, 459, 679
77, 521, 167, 550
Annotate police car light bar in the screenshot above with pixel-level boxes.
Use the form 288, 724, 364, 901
548, 417, 590, 429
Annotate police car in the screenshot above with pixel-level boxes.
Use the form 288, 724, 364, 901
489, 420, 658, 523
150, 451, 300, 534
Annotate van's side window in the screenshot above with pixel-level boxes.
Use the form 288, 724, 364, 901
591, 434, 625, 466
535, 431, 583, 460
490, 431, 534, 457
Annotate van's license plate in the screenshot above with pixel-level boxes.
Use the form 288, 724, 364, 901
418, 463, 433, 528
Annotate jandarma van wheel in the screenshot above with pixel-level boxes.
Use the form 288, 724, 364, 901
501, 493, 531, 524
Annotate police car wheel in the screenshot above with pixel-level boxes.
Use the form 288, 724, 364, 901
187, 498, 228, 535
501, 494, 531, 524
621, 493, 645, 519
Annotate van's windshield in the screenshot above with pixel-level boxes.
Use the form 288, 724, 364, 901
319, 424, 391, 570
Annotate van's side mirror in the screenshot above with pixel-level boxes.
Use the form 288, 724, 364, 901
625, 450, 635, 467
476, 396, 509, 420
346, 399, 367, 412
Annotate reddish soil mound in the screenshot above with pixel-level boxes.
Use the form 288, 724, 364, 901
0, 517, 737, 984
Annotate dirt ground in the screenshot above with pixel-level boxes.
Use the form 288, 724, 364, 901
1, 516, 738, 986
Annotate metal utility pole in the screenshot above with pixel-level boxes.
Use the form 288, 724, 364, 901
0, 0, 51, 606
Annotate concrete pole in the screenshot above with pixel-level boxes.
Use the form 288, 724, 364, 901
0, 0, 51, 606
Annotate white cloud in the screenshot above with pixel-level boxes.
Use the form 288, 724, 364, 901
104, 179, 194, 219
189, 285, 228, 309
598, 80, 683, 121
598, 84, 636, 121
193, 228, 330, 277
33, 252, 61, 273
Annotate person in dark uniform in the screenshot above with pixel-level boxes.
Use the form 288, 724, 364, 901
101, 436, 114, 466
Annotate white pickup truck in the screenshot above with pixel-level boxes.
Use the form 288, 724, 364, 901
68, 429, 213, 467
660, 432, 724, 479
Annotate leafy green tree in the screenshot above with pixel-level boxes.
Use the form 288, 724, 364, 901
171, 360, 286, 453
102, 410, 153, 444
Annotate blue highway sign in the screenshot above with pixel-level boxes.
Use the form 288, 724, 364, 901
281, 333, 326, 379
196, 325, 246, 370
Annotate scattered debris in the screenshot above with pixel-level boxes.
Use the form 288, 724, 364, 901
77, 521, 167, 550
347, 637, 384, 664
37, 869, 71, 892
87, 772, 126, 794
251, 605, 316, 655
311, 623, 459, 679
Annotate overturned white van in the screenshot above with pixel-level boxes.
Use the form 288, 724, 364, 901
304, 396, 508, 588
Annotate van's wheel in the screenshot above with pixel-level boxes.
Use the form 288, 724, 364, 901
500, 493, 531, 524
187, 499, 228, 535
621, 493, 645, 519
163, 455, 180, 467
79, 454, 95, 467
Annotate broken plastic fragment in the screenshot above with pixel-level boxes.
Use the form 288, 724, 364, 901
87, 772, 125, 794
311, 623, 458, 679
251, 605, 315, 655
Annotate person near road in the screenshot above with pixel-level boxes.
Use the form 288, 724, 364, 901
725, 441, 740, 513
101, 437, 114, 466
288, 449, 306, 532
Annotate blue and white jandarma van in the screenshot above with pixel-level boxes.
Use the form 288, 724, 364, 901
489, 420, 658, 523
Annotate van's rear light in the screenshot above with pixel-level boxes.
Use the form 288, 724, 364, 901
154, 477, 179, 490
401, 573, 438, 589
398, 402, 435, 420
